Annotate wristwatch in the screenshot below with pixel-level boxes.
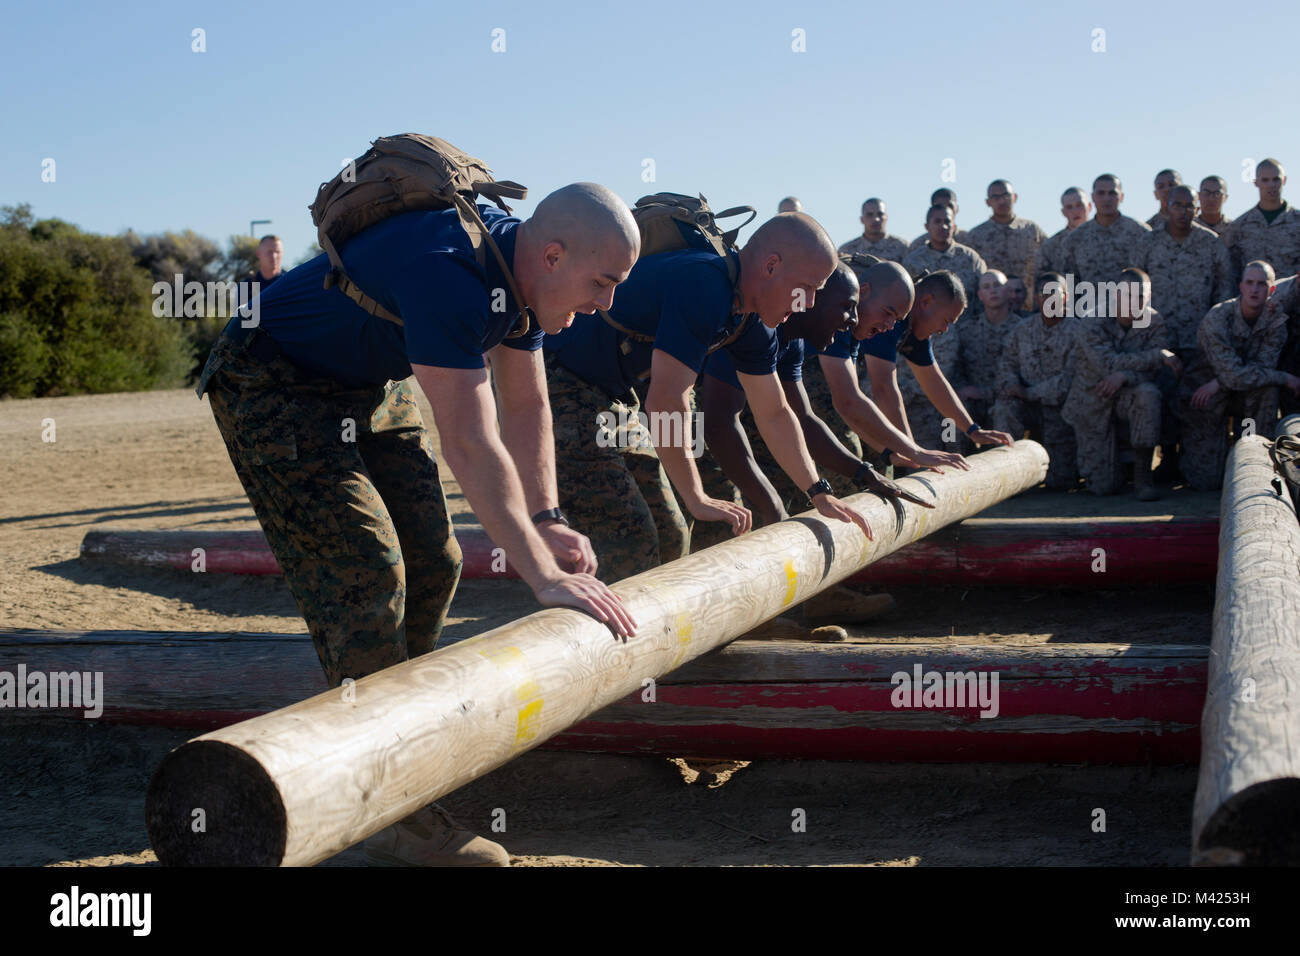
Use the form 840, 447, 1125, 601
531, 508, 569, 527
805, 478, 833, 499
966, 422, 982, 436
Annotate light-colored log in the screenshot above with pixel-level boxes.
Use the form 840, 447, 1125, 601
145, 441, 1048, 866
1192, 435, 1300, 865
1, 628, 1204, 763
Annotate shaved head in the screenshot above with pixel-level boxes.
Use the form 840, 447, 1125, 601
740, 213, 838, 327
516, 182, 640, 333
529, 182, 639, 257
853, 260, 915, 340
1257, 158, 1284, 177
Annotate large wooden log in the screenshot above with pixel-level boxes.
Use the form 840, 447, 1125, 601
0, 628, 1205, 763
1192, 435, 1300, 865
144, 442, 1048, 866
80, 517, 1218, 588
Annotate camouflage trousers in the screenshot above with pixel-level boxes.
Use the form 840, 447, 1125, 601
905, 393, 973, 454
992, 398, 1079, 489
1071, 383, 1162, 495
546, 358, 689, 583
1178, 384, 1279, 491
199, 327, 461, 688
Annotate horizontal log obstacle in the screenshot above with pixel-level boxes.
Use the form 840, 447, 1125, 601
81, 516, 1218, 589
0, 628, 1205, 763
1192, 436, 1300, 865
144, 441, 1048, 866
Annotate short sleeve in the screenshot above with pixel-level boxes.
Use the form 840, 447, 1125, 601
393, 255, 491, 370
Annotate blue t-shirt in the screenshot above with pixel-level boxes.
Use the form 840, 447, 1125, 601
544, 249, 778, 398
705, 326, 805, 390
819, 328, 862, 362
234, 205, 541, 387
859, 317, 935, 367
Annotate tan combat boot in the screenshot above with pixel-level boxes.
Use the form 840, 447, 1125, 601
1133, 447, 1161, 501
800, 586, 897, 626
365, 803, 509, 867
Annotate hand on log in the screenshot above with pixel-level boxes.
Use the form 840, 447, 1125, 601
537, 522, 597, 574
685, 496, 753, 536
856, 465, 936, 508
812, 493, 873, 539
969, 428, 1015, 447
535, 573, 637, 638
892, 447, 969, 472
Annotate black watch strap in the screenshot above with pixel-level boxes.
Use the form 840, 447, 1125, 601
531, 508, 569, 527
805, 478, 833, 499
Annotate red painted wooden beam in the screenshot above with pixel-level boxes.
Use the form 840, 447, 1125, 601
79, 517, 1219, 588
0, 629, 1206, 764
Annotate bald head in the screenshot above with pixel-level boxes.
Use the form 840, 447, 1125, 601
528, 182, 639, 257
853, 260, 915, 340
515, 183, 640, 333
778, 196, 803, 213
739, 213, 838, 327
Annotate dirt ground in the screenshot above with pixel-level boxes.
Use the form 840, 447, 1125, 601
0, 386, 1216, 867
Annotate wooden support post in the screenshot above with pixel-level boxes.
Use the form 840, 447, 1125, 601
1, 628, 1206, 763
144, 442, 1047, 866
80, 518, 1219, 589
1192, 436, 1300, 865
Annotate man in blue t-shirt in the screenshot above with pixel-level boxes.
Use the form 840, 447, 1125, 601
861, 271, 1015, 456
195, 181, 640, 867
543, 212, 873, 582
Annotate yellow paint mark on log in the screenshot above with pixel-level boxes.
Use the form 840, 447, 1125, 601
782, 559, 798, 605
669, 611, 693, 668
515, 700, 544, 745
480, 646, 541, 703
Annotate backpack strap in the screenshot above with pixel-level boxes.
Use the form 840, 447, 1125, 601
322, 194, 534, 339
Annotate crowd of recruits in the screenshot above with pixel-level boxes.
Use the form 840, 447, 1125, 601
833, 161, 1300, 499
193, 160, 1299, 866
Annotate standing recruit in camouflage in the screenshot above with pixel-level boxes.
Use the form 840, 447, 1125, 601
955, 271, 1024, 440
1061, 269, 1177, 499
1179, 262, 1300, 489
902, 204, 987, 300
993, 272, 1080, 489
1196, 175, 1233, 238
964, 179, 1047, 311
1061, 174, 1152, 289
1133, 188, 1234, 355
907, 187, 974, 250
1034, 187, 1092, 278
196, 176, 641, 867
1222, 159, 1300, 281
838, 198, 911, 263
1143, 169, 1183, 232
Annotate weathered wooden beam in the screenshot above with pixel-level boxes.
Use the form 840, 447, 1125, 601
0, 628, 1205, 763
80, 518, 1218, 588
144, 442, 1048, 866
1192, 435, 1300, 866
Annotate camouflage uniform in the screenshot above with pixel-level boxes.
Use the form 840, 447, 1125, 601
838, 234, 910, 263
1179, 297, 1290, 490
964, 216, 1047, 308
993, 315, 1079, 488
898, 325, 964, 451
1272, 276, 1300, 415
1034, 226, 1076, 276
800, 354, 866, 473
1222, 203, 1300, 281
908, 229, 973, 252
1133, 221, 1234, 352
199, 326, 462, 688
1061, 215, 1152, 286
1145, 211, 1168, 231
1061, 311, 1169, 494
545, 356, 689, 583
1195, 214, 1232, 238
901, 241, 987, 299
955, 306, 1024, 435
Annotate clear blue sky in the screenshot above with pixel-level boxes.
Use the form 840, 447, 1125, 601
4, 0, 1298, 262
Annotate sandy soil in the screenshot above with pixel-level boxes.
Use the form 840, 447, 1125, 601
0, 386, 1214, 867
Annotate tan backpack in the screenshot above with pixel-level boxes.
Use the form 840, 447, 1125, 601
309, 134, 533, 337
599, 192, 756, 354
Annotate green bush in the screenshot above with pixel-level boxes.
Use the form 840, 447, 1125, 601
0, 204, 196, 397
